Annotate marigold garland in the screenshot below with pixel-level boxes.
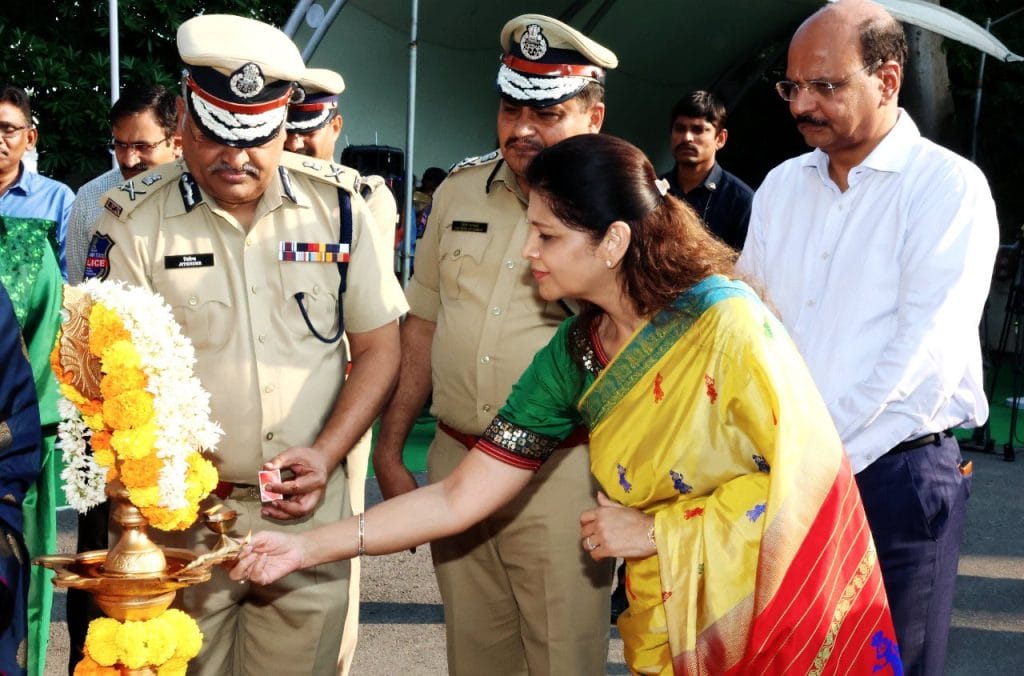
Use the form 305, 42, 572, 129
53, 279, 223, 529
82, 609, 203, 672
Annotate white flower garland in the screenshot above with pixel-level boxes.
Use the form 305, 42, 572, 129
56, 279, 223, 512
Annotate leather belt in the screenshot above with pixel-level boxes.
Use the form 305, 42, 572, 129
213, 481, 261, 501
888, 430, 952, 455
438, 420, 589, 451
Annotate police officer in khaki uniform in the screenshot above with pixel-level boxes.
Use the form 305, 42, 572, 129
84, 15, 406, 676
285, 66, 396, 676
374, 14, 617, 675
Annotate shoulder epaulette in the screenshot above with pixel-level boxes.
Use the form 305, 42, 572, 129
448, 149, 502, 176
280, 151, 359, 193
356, 173, 388, 200
99, 161, 185, 222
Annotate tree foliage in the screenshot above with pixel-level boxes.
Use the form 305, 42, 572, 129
944, 0, 1024, 241
0, 1, 292, 188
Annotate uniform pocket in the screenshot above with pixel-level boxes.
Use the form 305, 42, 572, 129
438, 230, 491, 302
155, 267, 233, 352
279, 264, 342, 341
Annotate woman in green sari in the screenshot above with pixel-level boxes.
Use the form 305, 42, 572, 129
232, 135, 901, 674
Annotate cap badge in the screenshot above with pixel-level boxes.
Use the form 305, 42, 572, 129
520, 24, 548, 60
229, 63, 265, 99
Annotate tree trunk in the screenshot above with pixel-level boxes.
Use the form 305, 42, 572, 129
900, 14, 961, 150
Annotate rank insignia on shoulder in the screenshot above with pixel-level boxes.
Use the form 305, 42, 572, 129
452, 221, 488, 233
118, 180, 146, 201
179, 172, 203, 212
141, 173, 163, 187
450, 149, 500, 174
279, 241, 350, 263
83, 233, 115, 280
103, 198, 123, 218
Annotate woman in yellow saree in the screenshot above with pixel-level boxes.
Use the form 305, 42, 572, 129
233, 134, 901, 675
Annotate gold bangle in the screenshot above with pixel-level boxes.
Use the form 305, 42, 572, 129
357, 512, 365, 556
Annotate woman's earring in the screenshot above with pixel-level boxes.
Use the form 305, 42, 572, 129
606, 260, 613, 268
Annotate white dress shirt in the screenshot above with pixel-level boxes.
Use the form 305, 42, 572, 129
738, 111, 999, 473
66, 167, 123, 284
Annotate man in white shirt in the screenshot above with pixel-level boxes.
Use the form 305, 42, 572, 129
737, 1, 998, 674
65, 85, 180, 284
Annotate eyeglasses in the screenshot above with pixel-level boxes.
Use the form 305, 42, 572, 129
775, 60, 882, 102
108, 136, 171, 153
0, 124, 32, 140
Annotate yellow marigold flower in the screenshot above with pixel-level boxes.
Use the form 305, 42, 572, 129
184, 454, 218, 501
100, 365, 147, 400
92, 447, 116, 469
102, 389, 154, 430
128, 486, 161, 508
162, 609, 203, 660
110, 423, 158, 461
156, 657, 189, 676
84, 617, 121, 666
115, 620, 150, 669
60, 382, 88, 407
88, 304, 130, 355
100, 339, 143, 372
143, 613, 177, 666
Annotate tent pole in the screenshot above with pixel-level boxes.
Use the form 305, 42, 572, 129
109, 0, 120, 170
402, 0, 419, 287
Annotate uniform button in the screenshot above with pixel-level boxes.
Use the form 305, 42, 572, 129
505, 260, 515, 269
807, 299, 816, 307
313, 284, 320, 294
453, 248, 461, 257
245, 237, 254, 247
491, 306, 502, 316
265, 432, 274, 441
263, 384, 275, 393
480, 355, 491, 364
258, 335, 267, 343
251, 285, 258, 294
821, 252, 829, 260
188, 296, 198, 306
482, 404, 492, 413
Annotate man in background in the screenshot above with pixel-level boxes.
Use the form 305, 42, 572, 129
66, 85, 181, 285
738, 2, 998, 672
659, 90, 752, 249
0, 84, 74, 278
285, 66, 398, 676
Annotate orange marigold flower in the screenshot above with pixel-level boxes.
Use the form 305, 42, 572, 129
102, 390, 154, 430
120, 456, 162, 488
100, 365, 147, 400
88, 304, 130, 356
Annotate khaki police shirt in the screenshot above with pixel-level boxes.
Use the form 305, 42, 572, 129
406, 153, 567, 435
90, 155, 408, 482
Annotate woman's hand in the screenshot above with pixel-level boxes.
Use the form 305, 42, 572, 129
579, 492, 656, 561
229, 531, 308, 585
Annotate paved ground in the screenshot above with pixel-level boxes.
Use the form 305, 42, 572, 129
45, 448, 1023, 674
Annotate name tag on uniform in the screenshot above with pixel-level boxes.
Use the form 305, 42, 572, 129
279, 241, 350, 262
164, 253, 214, 269
452, 221, 488, 233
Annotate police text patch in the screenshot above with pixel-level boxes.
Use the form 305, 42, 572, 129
165, 253, 214, 269
83, 233, 115, 280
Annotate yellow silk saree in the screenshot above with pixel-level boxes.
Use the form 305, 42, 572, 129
481, 276, 901, 675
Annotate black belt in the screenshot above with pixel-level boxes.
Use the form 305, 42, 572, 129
888, 430, 952, 455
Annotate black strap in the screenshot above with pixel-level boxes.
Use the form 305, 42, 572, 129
293, 187, 352, 344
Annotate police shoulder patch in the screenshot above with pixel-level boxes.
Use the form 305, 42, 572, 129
449, 149, 501, 176
100, 161, 185, 222
83, 232, 115, 281
280, 151, 359, 193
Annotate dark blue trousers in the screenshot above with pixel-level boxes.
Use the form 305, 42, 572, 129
856, 434, 970, 676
